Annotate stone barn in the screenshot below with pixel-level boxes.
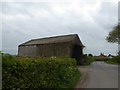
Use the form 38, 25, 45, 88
18, 34, 84, 64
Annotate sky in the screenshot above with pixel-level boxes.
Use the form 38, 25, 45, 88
1, 0, 119, 56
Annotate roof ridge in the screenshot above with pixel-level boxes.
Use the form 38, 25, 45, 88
19, 34, 81, 46
31, 34, 78, 41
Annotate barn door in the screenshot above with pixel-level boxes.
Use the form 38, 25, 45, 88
71, 45, 82, 65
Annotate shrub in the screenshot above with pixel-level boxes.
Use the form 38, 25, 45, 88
105, 56, 120, 65
82, 55, 120, 65
2, 55, 80, 88
88, 54, 93, 57
83, 56, 95, 65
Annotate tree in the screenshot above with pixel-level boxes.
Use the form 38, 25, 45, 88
106, 24, 120, 56
106, 24, 120, 43
88, 54, 93, 57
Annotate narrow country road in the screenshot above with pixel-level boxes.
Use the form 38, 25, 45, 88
76, 61, 119, 88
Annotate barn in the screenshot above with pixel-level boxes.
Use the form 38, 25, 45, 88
18, 34, 84, 64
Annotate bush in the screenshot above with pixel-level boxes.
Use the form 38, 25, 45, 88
82, 55, 120, 65
106, 56, 120, 65
88, 54, 93, 57
83, 56, 95, 65
2, 55, 80, 88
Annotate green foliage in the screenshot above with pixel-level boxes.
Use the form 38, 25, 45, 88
2, 55, 81, 88
94, 57, 108, 61
106, 24, 120, 43
0, 53, 1, 58
83, 56, 95, 65
105, 56, 120, 65
84, 56, 120, 65
2, 53, 14, 61
82, 56, 119, 65
88, 54, 93, 57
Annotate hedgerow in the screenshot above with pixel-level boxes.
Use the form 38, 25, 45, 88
105, 56, 120, 65
83, 55, 120, 65
2, 54, 80, 89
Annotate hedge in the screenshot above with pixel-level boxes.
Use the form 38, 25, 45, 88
2, 54, 81, 89
83, 55, 120, 65
105, 56, 120, 65
82, 56, 95, 65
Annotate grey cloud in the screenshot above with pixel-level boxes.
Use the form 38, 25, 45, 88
2, 2, 49, 14
2, 1, 118, 55
91, 2, 118, 31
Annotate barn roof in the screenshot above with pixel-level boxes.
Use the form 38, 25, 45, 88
19, 34, 84, 46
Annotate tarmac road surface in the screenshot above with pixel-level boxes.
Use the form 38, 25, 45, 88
76, 61, 119, 88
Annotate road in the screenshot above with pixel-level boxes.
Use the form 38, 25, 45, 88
76, 61, 119, 88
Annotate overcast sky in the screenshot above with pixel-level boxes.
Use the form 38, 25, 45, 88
1, 0, 119, 55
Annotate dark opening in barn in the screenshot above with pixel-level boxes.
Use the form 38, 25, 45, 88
18, 34, 84, 65
71, 44, 83, 65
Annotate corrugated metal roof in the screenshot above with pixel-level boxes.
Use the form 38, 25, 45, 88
19, 34, 84, 46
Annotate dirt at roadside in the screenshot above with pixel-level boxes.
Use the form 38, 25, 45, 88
75, 65, 90, 88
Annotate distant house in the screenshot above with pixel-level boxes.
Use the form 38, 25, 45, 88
18, 34, 84, 65
108, 54, 114, 58
99, 53, 106, 58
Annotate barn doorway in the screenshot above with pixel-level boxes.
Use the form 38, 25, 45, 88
71, 45, 82, 65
